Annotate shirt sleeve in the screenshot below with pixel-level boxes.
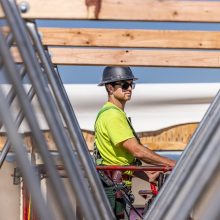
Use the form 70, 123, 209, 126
104, 110, 134, 146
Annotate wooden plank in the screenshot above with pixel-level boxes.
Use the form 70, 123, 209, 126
11, 47, 220, 67
0, 123, 198, 151
1, 0, 220, 22
0, 132, 58, 152
4, 27, 220, 49
83, 123, 198, 151
35, 28, 220, 49
140, 123, 198, 151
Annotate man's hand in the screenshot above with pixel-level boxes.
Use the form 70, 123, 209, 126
146, 171, 163, 183
133, 170, 162, 183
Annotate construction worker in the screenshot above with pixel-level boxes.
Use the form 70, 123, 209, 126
94, 66, 176, 219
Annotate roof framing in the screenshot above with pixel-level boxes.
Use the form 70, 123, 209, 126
1, 0, 220, 22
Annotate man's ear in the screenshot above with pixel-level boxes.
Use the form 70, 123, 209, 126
106, 84, 113, 94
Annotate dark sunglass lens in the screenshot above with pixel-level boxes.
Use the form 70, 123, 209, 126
121, 82, 130, 90
121, 82, 135, 90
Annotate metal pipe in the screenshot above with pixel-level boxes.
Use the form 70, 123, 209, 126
0, 18, 76, 220
96, 165, 172, 172
144, 89, 220, 219
0, 32, 14, 68
0, 141, 10, 168
144, 90, 220, 220
26, 22, 115, 220
54, 65, 115, 219
200, 173, 220, 220
0, 65, 26, 167
0, 86, 35, 168
146, 93, 220, 219
3, 1, 102, 219
0, 65, 26, 129
0, 84, 54, 220
6, 32, 14, 46
55, 164, 172, 172
166, 114, 220, 220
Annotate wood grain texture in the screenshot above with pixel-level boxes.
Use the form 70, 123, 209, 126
1, 0, 220, 22
82, 123, 198, 151
0, 123, 197, 151
4, 27, 220, 49
11, 47, 220, 67
139, 123, 198, 151
34, 28, 220, 49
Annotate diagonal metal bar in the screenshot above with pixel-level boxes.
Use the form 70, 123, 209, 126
0, 65, 26, 128
0, 66, 26, 167
144, 90, 220, 220
0, 32, 14, 68
0, 28, 76, 220
0, 86, 35, 168
199, 172, 220, 220
0, 24, 79, 220
5, 32, 14, 46
0, 82, 54, 220
145, 90, 220, 219
0, 140, 11, 168
164, 97, 220, 220
26, 21, 115, 220
2, 1, 102, 219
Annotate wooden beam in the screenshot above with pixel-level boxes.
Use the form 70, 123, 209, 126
12, 47, 220, 67
1, 0, 220, 22
4, 27, 220, 49
0, 132, 58, 152
82, 123, 198, 151
0, 123, 198, 151
140, 123, 198, 151
35, 28, 220, 49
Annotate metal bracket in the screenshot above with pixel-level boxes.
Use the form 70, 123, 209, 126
13, 167, 22, 185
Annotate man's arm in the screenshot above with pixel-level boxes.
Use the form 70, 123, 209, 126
121, 137, 176, 167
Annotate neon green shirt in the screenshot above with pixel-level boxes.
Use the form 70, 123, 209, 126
95, 102, 135, 165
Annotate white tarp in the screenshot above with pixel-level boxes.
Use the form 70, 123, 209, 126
0, 83, 219, 133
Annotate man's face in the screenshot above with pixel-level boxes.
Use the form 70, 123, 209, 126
110, 80, 135, 102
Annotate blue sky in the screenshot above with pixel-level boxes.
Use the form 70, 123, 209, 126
58, 66, 220, 84
1, 19, 220, 84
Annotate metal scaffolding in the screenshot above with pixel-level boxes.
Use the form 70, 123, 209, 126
1, 1, 220, 220
0, 0, 115, 219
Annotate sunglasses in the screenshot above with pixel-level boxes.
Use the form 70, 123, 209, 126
112, 81, 135, 90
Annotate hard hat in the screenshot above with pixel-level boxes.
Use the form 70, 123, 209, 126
98, 66, 138, 86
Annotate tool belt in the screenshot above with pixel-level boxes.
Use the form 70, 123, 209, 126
99, 170, 134, 219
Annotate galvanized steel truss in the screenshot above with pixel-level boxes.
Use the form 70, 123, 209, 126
0, 0, 114, 219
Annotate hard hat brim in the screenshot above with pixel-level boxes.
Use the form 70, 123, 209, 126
98, 77, 138, 86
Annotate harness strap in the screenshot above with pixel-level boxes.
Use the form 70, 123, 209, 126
126, 117, 141, 144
